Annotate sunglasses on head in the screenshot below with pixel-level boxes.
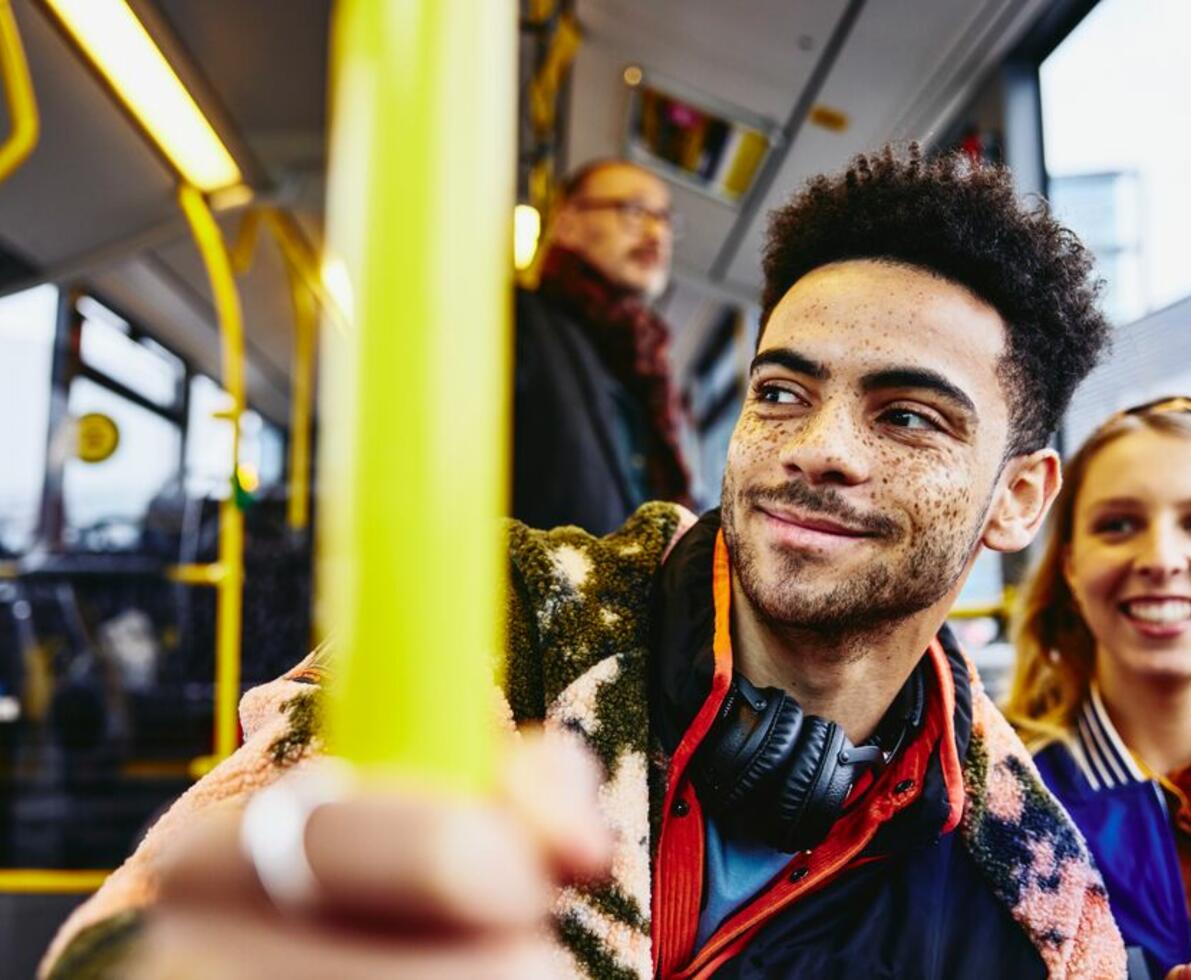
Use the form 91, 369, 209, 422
1123, 395, 1191, 416
1098, 395, 1191, 432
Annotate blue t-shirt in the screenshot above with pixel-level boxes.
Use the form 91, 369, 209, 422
695, 816, 793, 948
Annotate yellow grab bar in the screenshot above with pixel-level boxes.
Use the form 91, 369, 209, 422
322, 0, 515, 790
0, 0, 38, 182
949, 587, 1018, 622
0, 869, 109, 894
178, 184, 245, 762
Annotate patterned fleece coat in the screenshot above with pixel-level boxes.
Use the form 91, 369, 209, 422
42, 503, 1125, 979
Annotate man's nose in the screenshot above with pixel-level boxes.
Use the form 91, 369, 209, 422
640, 211, 672, 240
777, 402, 870, 487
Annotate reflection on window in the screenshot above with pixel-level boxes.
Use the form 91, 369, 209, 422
1041, 0, 1191, 322
258, 421, 285, 491
79, 297, 183, 409
237, 411, 286, 494
63, 379, 182, 550
0, 285, 57, 554
186, 375, 285, 497
186, 375, 233, 498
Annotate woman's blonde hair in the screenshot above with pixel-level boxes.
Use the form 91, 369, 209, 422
1005, 397, 1191, 748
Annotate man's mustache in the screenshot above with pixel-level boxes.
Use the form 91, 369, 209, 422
744, 482, 900, 538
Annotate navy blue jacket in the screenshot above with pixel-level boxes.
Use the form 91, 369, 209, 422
1035, 687, 1191, 978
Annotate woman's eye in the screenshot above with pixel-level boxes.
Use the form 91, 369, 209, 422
1094, 516, 1139, 535
881, 407, 939, 431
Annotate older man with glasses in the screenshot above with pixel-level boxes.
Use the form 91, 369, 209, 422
513, 159, 693, 535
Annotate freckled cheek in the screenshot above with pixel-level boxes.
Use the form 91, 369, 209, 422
891, 475, 975, 533
731, 416, 793, 460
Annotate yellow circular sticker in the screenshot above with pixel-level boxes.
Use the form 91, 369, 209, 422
77, 413, 120, 463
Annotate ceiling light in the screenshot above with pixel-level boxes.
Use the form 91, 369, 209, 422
320, 254, 354, 325
43, 0, 241, 191
513, 204, 541, 271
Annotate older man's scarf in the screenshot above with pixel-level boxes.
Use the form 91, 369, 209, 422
538, 245, 692, 507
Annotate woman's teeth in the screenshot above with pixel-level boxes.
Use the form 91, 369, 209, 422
1123, 599, 1191, 624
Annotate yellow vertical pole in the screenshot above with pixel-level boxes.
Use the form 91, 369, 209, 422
286, 274, 315, 533
322, 0, 515, 790
178, 184, 244, 762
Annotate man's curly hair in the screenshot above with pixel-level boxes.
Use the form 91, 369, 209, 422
760, 145, 1109, 455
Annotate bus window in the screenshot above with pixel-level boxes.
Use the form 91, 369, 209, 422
78, 298, 183, 411
185, 375, 232, 499
0, 286, 57, 556
62, 378, 182, 551
237, 410, 286, 496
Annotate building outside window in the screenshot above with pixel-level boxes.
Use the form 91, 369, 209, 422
1041, 0, 1191, 324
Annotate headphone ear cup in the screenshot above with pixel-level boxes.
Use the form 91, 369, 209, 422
773, 718, 846, 849
719, 693, 804, 809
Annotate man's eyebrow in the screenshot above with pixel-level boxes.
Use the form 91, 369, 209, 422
749, 348, 828, 380
861, 368, 977, 416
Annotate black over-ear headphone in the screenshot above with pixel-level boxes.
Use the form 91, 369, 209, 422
690, 668, 925, 853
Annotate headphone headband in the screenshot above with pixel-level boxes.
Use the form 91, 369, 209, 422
691, 665, 926, 852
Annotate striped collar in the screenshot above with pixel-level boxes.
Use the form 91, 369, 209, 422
1070, 684, 1149, 791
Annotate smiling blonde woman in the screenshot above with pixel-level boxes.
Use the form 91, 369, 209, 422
1007, 396, 1191, 978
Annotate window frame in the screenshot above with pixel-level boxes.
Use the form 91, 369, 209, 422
36, 284, 290, 553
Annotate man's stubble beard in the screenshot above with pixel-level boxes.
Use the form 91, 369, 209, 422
720, 470, 985, 641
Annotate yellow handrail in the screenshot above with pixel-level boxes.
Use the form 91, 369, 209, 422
0, 870, 109, 894
285, 268, 316, 532
0, 0, 38, 182
177, 184, 245, 763
227, 206, 320, 533
165, 562, 227, 586
233, 206, 350, 335
322, 0, 514, 789
949, 587, 1017, 622
262, 209, 349, 334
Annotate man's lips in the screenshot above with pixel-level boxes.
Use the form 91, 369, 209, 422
757, 505, 878, 539
628, 246, 661, 267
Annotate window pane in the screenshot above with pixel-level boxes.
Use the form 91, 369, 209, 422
186, 378, 285, 498
78, 297, 182, 409
0, 285, 57, 554
258, 422, 286, 491
63, 379, 182, 549
1041, 0, 1191, 322
236, 411, 287, 494
185, 375, 234, 499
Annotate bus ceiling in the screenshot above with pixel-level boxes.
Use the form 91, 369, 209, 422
0, 0, 1052, 421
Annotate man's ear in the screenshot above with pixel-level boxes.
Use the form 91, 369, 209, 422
550, 205, 578, 248
982, 448, 1062, 553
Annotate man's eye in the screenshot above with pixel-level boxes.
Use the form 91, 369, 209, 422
756, 385, 799, 405
882, 408, 939, 431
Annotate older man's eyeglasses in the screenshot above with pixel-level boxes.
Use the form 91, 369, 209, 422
571, 197, 683, 237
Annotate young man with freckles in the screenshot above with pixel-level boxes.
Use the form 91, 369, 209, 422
44, 148, 1132, 980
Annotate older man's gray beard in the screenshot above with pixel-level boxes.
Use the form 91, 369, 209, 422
719, 470, 981, 638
